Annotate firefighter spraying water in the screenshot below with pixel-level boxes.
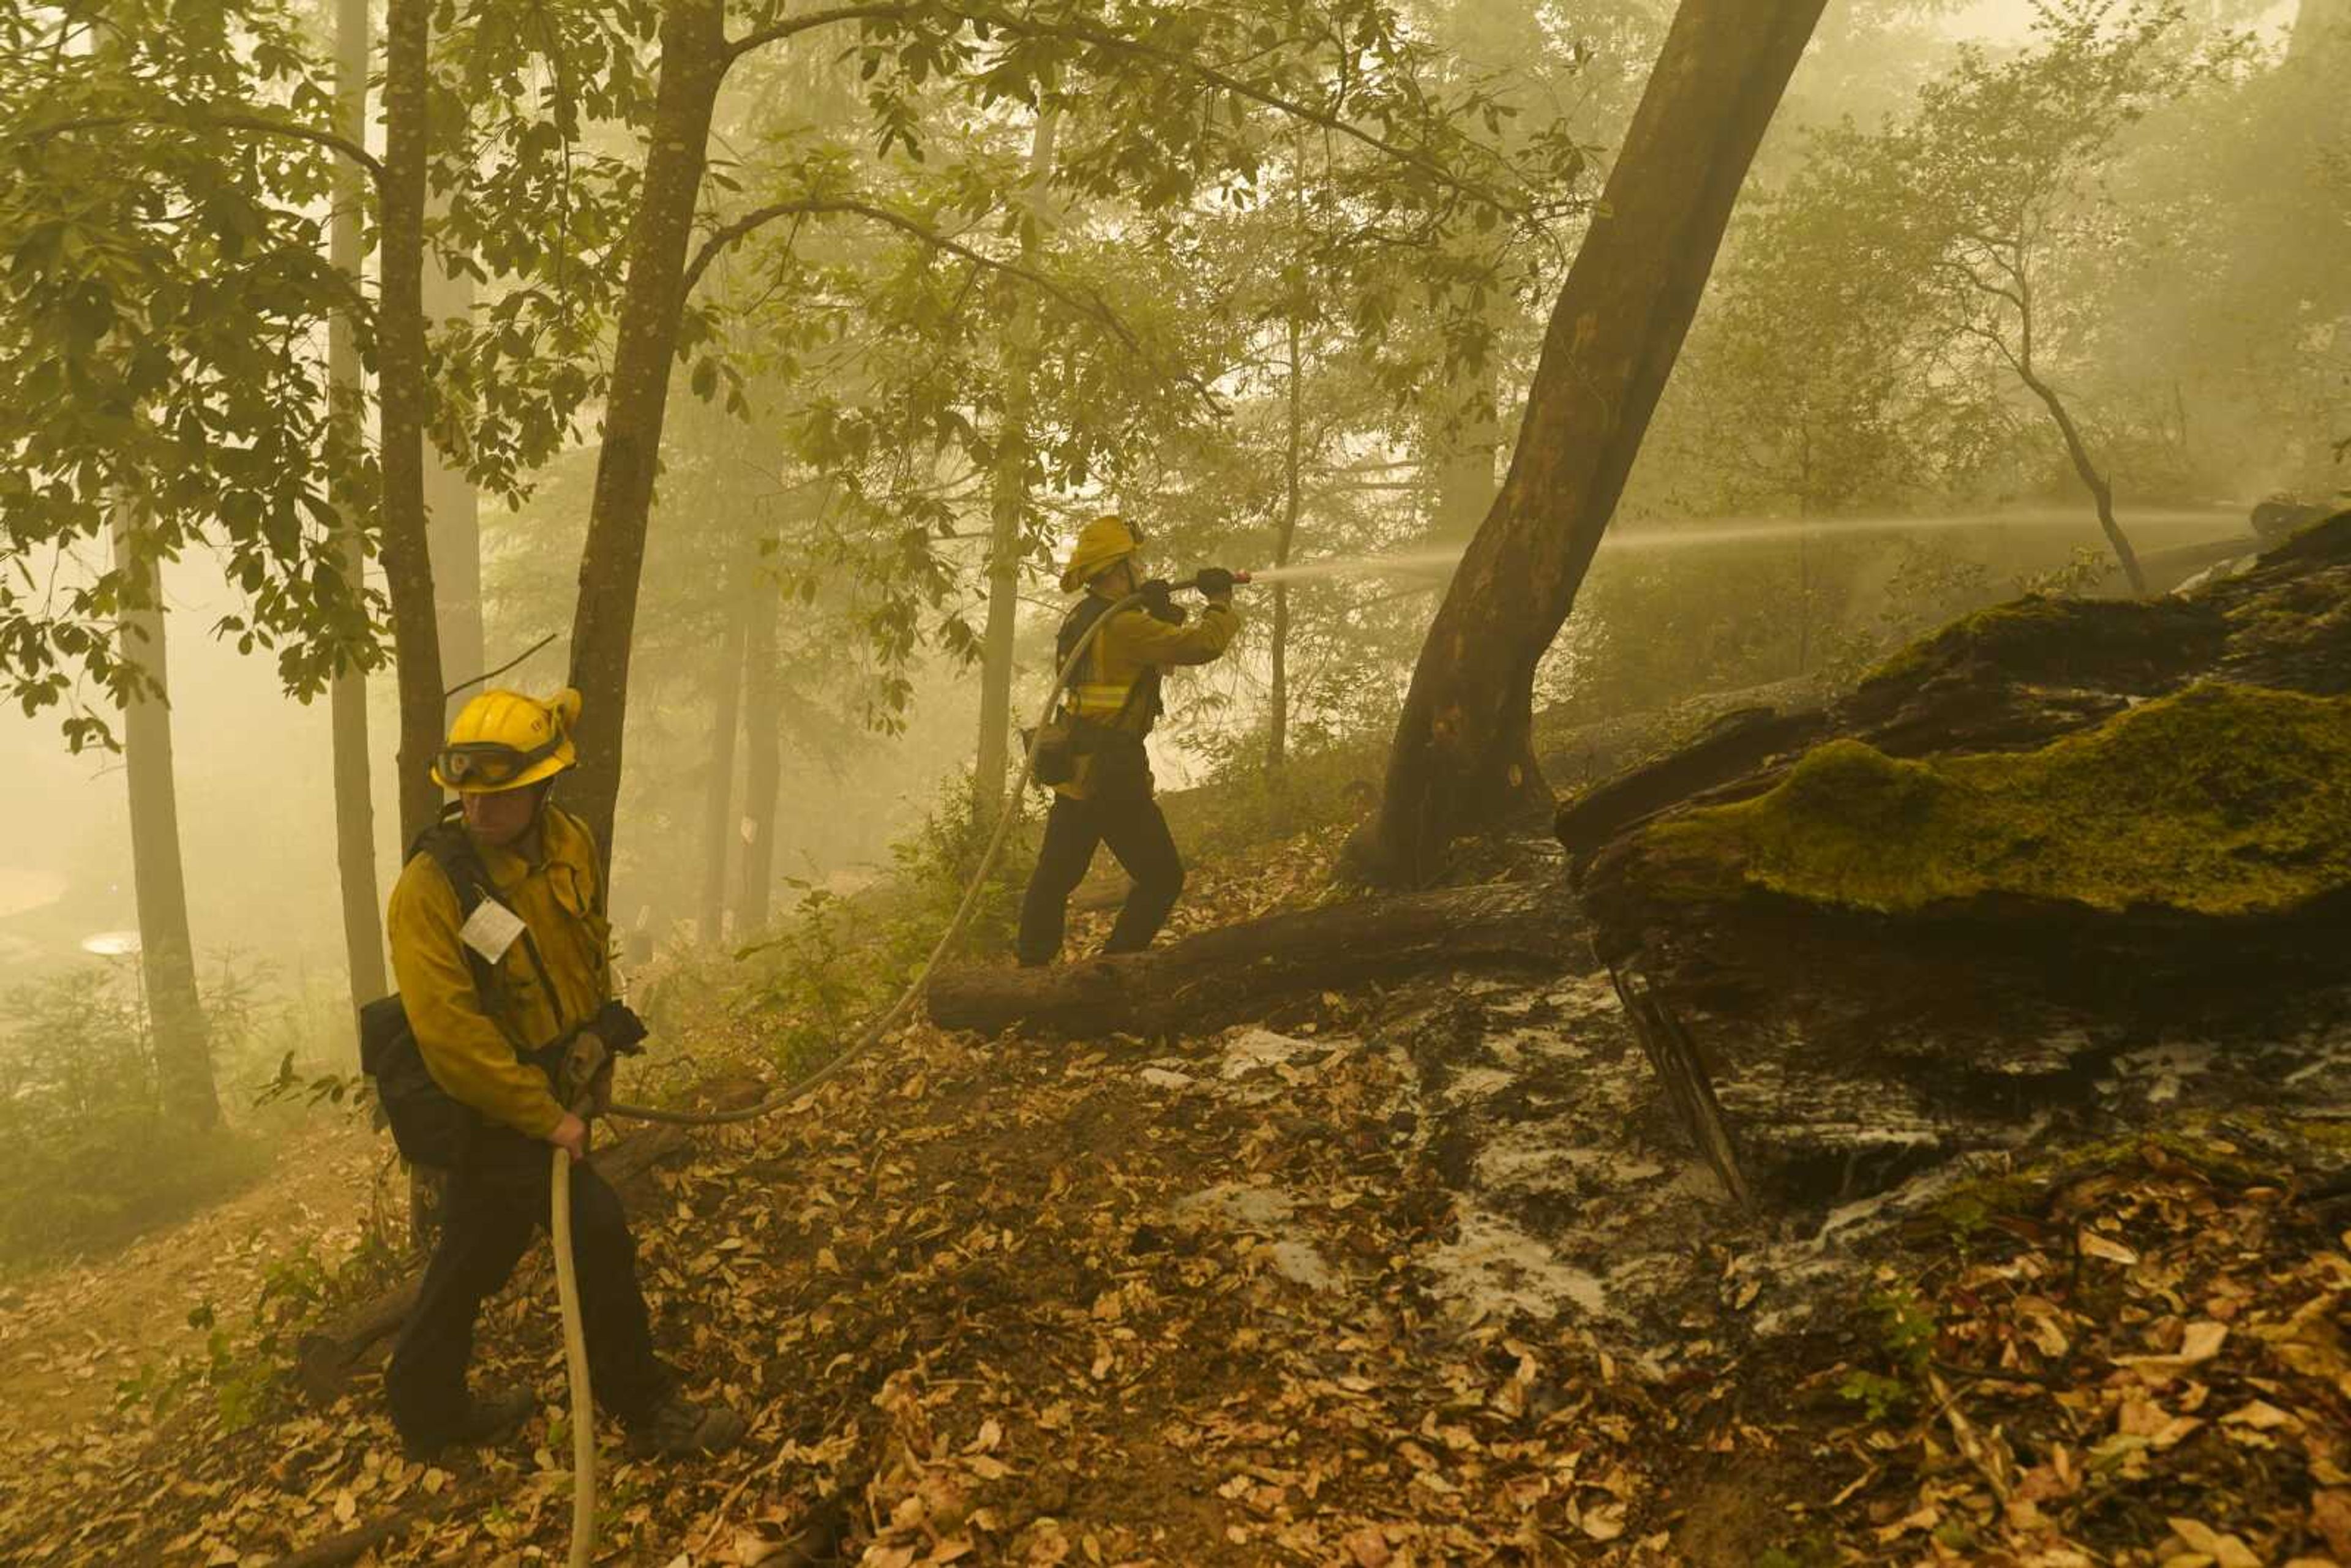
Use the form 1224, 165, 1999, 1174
1016, 516, 1248, 968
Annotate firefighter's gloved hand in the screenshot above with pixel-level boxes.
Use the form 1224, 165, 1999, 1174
560, 1031, 610, 1118
591, 999, 650, 1054
1194, 567, 1238, 602
1136, 579, 1186, 624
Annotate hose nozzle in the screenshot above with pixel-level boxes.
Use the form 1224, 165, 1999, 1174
1186, 567, 1250, 595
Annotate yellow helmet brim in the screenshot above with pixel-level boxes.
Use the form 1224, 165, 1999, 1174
432, 743, 575, 793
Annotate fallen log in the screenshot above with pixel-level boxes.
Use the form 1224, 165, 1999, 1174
928, 878, 1584, 1038
293, 1118, 700, 1405
1554, 705, 1826, 865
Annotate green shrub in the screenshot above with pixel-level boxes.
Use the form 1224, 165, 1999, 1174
1836, 1282, 1938, 1422
884, 767, 1028, 963
647, 770, 1038, 1089
0, 965, 272, 1270
116, 1231, 408, 1433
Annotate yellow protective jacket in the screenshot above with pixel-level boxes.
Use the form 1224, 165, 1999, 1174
385, 807, 613, 1139
1058, 593, 1241, 801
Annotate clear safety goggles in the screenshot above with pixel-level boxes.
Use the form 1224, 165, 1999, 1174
437, 734, 562, 787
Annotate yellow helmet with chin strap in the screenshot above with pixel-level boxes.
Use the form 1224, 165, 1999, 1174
1060, 514, 1141, 593
432, 687, 582, 793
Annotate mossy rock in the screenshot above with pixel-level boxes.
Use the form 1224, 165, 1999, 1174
1631, 682, 2351, 920
1854, 594, 2224, 711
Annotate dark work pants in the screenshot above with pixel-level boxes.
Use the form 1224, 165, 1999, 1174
1016, 788, 1185, 966
386, 1127, 671, 1444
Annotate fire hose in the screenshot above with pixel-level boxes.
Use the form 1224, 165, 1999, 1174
542, 571, 1246, 1567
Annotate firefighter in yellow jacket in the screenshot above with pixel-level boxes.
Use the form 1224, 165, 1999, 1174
384, 688, 743, 1461
1017, 516, 1240, 965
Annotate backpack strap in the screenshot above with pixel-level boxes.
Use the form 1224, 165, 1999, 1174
410, 810, 570, 1054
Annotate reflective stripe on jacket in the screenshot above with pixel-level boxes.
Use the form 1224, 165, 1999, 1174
1057, 596, 1241, 800
385, 806, 613, 1138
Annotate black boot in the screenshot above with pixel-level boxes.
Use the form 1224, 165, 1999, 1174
400, 1385, 536, 1462
626, 1394, 746, 1458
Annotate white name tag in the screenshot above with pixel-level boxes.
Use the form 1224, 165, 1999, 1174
459, 898, 527, 964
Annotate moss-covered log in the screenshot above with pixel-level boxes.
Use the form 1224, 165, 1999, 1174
1554, 706, 1827, 862
1627, 683, 2351, 919
1580, 677, 2351, 1086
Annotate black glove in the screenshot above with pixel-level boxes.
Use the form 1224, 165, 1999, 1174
1137, 579, 1185, 623
1194, 567, 1238, 599
590, 999, 650, 1055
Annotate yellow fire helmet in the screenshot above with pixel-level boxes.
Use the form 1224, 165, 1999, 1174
1059, 513, 1141, 593
432, 687, 582, 793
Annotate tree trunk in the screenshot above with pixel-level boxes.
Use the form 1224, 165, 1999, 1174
2015, 359, 2148, 596
1353, 0, 1826, 887
328, 0, 384, 1011
973, 110, 1057, 828
378, 0, 445, 847
112, 516, 218, 1129
738, 585, 783, 932
424, 259, 484, 718
697, 588, 749, 945
1268, 311, 1302, 770
928, 879, 1583, 1038
564, 0, 732, 867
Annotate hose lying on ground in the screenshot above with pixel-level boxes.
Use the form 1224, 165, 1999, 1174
547, 590, 1153, 1567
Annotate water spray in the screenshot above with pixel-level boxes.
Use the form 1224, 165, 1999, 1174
1221, 505, 2254, 590
1246, 547, 1461, 585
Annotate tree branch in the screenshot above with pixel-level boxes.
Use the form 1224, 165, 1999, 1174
1931, 254, 2024, 316
727, 3, 915, 61
681, 195, 1221, 403
7, 108, 386, 187
973, 10, 1512, 216
723, 4, 1517, 217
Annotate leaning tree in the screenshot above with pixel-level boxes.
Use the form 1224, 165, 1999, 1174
1352, 0, 1829, 887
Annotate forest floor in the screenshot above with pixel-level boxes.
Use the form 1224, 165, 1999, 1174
4, 826, 2351, 1567
0, 1117, 387, 1442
